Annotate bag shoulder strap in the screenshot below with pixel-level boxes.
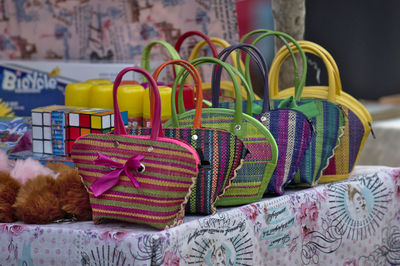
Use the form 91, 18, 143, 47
174, 31, 219, 58
113, 67, 162, 139
211, 44, 268, 112
152, 59, 203, 129
271, 42, 336, 102
141, 40, 181, 83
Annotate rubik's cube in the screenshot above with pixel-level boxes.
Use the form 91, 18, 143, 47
32, 105, 128, 155
66, 108, 128, 154
51, 106, 86, 155
31, 105, 65, 154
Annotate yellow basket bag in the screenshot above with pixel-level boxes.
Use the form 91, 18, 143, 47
270, 40, 372, 183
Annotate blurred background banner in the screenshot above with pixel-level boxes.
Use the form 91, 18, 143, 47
0, 0, 239, 62
235, 0, 274, 65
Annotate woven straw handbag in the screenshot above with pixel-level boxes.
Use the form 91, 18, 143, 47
71, 67, 200, 230
265, 33, 346, 186
212, 41, 313, 195
271, 40, 372, 183
130, 59, 247, 215
164, 56, 278, 206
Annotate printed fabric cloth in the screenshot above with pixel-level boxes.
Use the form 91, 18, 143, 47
0, 165, 399, 265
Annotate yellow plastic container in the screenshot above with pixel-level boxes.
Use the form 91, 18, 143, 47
85, 79, 112, 85
117, 84, 145, 128
65, 82, 92, 107
88, 84, 114, 109
142, 86, 172, 127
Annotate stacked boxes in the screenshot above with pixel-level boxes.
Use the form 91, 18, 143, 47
32, 105, 128, 155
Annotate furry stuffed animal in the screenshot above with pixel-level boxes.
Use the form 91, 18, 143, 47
0, 149, 19, 222
0, 149, 57, 222
0, 149, 92, 224
13, 162, 92, 224
49, 162, 93, 222
0, 171, 21, 222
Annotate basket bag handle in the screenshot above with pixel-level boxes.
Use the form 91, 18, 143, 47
211, 44, 267, 113
188, 37, 241, 65
297, 40, 343, 95
172, 31, 218, 110
172, 57, 251, 136
240, 29, 299, 89
175, 57, 253, 116
113, 67, 162, 139
269, 42, 337, 102
293, 40, 372, 123
241, 29, 298, 90
187, 37, 255, 98
151, 59, 203, 129
240, 29, 307, 104
141, 40, 181, 83
175, 31, 219, 58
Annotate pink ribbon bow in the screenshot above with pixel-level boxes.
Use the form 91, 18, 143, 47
90, 152, 145, 197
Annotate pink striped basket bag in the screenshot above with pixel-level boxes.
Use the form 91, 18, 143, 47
70, 67, 200, 230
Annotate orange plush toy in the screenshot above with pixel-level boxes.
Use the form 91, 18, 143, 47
0, 149, 57, 222
0, 172, 21, 222
14, 162, 92, 224
0, 149, 92, 224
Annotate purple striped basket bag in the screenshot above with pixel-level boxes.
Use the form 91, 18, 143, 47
129, 59, 247, 215
71, 67, 200, 230
211, 41, 313, 195
271, 41, 373, 183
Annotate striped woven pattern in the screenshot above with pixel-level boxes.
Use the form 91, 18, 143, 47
255, 108, 313, 195
320, 107, 365, 182
129, 127, 247, 214
218, 99, 261, 112
71, 133, 199, 230
219, 100, 314, 193
272, 99, 346, 185
164, 109, 278, 206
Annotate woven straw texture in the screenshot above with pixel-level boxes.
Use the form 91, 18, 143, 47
272, 99, 346, 185
164, 108, 278, 206
320, 107, 365, 182
129, 127, 247, 214
71, 133, 199, 230
268, 40, 372, 185
255, 108, 313, 194
218, 100, 314, 194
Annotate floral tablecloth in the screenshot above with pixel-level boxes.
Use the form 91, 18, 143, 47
1, 166, 399, 265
